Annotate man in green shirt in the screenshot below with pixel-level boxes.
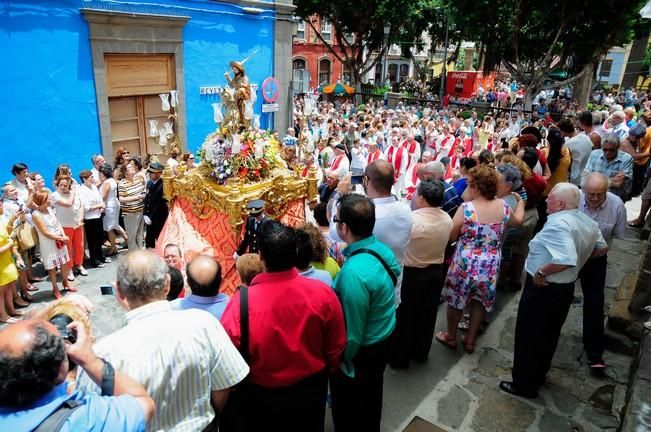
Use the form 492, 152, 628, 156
330, 193, 400, 432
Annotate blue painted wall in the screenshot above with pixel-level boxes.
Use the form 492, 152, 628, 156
1, 1, 99, 184
1, 0, 275, 186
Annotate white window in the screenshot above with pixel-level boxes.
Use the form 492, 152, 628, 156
296, 20, 305, 40
321, 18, 331, 41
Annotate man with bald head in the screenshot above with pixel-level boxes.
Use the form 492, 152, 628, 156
171, 255, 230, 320
578, 172, 626, 369
361, 160, 412, 305
501, 183, 608, 399
0, 319, 154, 431
75, 250, 249, 431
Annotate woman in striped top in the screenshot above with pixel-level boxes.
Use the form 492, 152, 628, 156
118, 161, 146, 251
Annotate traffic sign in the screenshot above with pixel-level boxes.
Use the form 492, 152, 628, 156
262, 103, 279, 113
261, 77, 279, 103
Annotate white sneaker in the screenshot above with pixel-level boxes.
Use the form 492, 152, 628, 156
644, 321, 651, 331
77, 266, 88, 276
644, 305, 651, 313
67, 273, 75, 282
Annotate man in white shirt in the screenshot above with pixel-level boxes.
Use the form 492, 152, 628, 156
362, 160, 413, 305
76, 250, 249, 432
90, 154, 105, 185
501, 183, 607, 399
558, 118, 593, 185
9, 163, 33, 204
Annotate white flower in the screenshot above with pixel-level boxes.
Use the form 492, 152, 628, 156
223, 160, 228, 166
219, 173, 225, 179
226, 169, 231, 175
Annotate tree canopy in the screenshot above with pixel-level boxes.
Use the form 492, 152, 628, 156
442, 0, 649, 103
293, 0, 440, 85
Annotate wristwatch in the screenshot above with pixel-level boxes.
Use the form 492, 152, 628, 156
535, 269, 547, 278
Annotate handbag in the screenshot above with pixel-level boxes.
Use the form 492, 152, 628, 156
16, 221, 38, 251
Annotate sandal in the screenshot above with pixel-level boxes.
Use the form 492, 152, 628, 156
14, 298, 29, 308
0, 317, 20, 324
10, 310, 25, 317
26, 284, 39, 292
628, 220, 645, 228
28, 276, 46, 283
64, 285, 78, 292
19, 290, 32, 302
435, 331, 457, 350
461, 335, 475, 354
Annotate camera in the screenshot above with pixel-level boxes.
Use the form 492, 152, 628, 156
49, 313, 77, 344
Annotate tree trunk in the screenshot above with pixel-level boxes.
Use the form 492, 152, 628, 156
573, 63, 595, 108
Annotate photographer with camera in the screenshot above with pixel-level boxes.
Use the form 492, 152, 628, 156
0, 318, 155, 431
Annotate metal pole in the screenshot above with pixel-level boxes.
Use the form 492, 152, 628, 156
439, 15, 449, 101
383, 35, 389, 86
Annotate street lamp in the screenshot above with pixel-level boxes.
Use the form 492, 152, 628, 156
382, 25, 391, 87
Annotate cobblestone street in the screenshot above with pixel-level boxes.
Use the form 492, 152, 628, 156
10, 199, 648, 432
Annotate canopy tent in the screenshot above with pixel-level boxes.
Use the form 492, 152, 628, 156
321, 82, 354, 95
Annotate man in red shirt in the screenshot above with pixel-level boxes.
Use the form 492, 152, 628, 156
221, 220, 346, 431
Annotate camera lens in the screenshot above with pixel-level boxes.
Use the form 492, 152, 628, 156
49, 313, 77, 344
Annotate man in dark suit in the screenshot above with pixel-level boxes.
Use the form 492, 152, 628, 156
143, 162, 169, 248
235, 199, 267, 256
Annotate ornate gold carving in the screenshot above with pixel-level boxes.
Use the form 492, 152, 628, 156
163, 164, 317, 237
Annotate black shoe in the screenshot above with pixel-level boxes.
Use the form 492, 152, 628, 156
499, 381, 538, 399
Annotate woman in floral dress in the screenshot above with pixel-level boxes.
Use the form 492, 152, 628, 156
436, 165, 524, 353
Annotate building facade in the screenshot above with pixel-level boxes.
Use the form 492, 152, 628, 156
2, 0, 294, 179
291, 16, 353, 93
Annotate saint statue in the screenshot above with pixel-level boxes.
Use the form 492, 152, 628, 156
224, 61, 252, 131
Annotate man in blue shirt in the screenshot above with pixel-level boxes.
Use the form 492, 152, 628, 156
583, 133, 633, 202
172, 255, 230, 320
0, 319, 154, 431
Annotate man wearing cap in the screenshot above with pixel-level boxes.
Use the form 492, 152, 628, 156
236, 199, 267, 256
143, 162, 168, 248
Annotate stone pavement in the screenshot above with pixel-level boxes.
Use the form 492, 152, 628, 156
7, 199, 648, 432
382, 199, 647, 432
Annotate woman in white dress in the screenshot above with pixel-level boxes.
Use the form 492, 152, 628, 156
99, 164, 128, 256
31, 190, 76, 299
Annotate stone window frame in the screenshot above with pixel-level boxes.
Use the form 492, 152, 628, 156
82, 9, 189, 160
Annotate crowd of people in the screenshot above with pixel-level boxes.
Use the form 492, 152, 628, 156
1, 85, 650, 431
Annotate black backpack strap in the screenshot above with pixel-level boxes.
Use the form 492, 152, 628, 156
350, 248, 398, 287
33, 399, 83, 432
239, 286, 250, 364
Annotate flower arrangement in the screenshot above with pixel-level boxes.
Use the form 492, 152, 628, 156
201, 129, 280, 185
